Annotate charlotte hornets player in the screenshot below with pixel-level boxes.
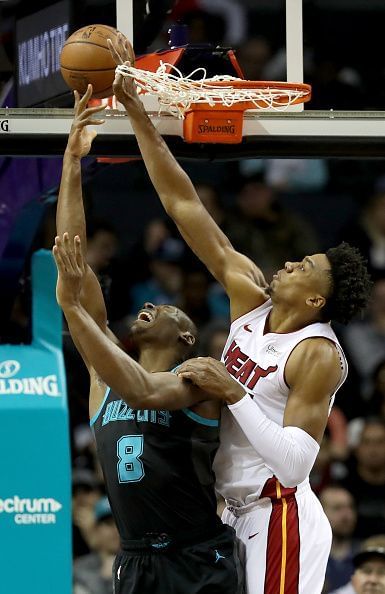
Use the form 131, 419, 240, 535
55, 89, 241, 594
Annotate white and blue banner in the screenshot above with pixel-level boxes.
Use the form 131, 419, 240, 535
0, 250, 71, 594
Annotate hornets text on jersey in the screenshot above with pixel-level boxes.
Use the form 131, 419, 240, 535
91, 386, 222, 546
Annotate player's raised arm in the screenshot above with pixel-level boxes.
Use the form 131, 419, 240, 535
53, 234, 207, 410
108, 35, 268, 321
56, 84, 108, 334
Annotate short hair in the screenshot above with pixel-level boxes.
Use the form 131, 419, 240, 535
321, 242, 372, 325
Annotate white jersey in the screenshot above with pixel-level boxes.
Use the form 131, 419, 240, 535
214, 298, 347, 505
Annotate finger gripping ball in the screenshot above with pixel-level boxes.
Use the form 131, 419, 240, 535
60, 24, 118, 98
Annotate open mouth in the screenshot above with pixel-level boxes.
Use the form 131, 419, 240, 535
137, 310, 156, 323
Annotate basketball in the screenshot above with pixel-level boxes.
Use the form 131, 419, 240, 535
60, 24, 119, 98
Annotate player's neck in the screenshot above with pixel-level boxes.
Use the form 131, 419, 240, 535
268, 304, 319, 334
138, 346, 179, 373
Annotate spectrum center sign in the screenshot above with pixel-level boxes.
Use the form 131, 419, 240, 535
0, 496, 62, 525
0, 360, 60, 397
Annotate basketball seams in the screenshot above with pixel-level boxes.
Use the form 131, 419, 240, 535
61, 41, 115, 51
61, 65, 115, 73
60, 24, 119, 98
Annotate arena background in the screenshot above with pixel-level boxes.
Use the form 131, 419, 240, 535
1, 1, 385, 593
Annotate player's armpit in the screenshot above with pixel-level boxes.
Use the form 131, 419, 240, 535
223, 258, 269, 321
89, 369, 108, 420
284, 338, 343, 443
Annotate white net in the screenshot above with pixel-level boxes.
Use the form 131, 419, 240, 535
116, 63, 310, 118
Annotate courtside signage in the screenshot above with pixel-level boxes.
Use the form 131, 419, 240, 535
16, 0, 70, 106
0, 251, 71, 594
0, 360, 60, 396
0, 119, 9, 132
0, 496, 62, 525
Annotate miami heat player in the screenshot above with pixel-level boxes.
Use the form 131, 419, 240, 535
108, 34, 372, 594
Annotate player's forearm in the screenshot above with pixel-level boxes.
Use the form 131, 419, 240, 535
123, 98, 198, 214
228, 394, 320, 487
63, 302, 153, 405
57, 152, 87, 252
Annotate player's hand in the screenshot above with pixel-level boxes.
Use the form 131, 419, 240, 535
107, 34, 141, 110
107, 32, 135, 67
177, 357, 247, 404
53, 233, 87, 308
66, 84, 105, 158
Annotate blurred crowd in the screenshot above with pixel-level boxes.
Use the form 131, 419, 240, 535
2, 1, 385, 593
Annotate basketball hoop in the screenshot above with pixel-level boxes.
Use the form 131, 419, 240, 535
116, 62, 311, 144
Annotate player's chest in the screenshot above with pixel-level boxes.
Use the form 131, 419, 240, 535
222, 326, 286, 395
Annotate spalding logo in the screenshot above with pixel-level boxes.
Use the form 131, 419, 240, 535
0, 360, 20, 378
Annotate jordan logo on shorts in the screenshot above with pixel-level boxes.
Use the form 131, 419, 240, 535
214, 549, 226, 563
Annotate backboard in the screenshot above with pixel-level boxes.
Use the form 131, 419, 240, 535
1, 0, 385, 158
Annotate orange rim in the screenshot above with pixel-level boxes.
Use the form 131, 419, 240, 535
196, 79, 311, 91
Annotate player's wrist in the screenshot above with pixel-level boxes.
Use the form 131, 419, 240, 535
59, 296, 82, 313
224, 382, 247, 405
64, 147, 82, 162
123, 96, 146, 117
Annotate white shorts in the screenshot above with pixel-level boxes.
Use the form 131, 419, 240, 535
222, 478, 332, 594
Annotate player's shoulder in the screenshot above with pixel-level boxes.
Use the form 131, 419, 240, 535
286, 337, 342, 394
292, 336, 340, 365
288, 337, 341, 382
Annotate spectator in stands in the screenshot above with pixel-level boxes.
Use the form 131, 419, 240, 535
236, 36, 272, 81
171, 0, 247, 46
343, 280, 385, 396
348, 360, 385, 448
223, 177, 319, 280
239, 158, 329, 193
328, 407, 350, 462
129, 237, 184, 314
177, 269, 212, 328
311, 436, 335, 495
86, 221, 118, 276
320, 486, 359, 593
177, 268, 229, 328
72, 469, 102, 559
329, 535, 385, 594
109, 218, 172, 321
194, 183, 224, 227
198, 320, 229, 359
73, 497, 120, 594
344, 192, 385, 281
342, 419, 385, 539
309, 50, 364, 111
264, 159, 329, 193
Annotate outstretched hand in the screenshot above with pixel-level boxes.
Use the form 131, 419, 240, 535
53, 233, 87, 309
176, 357, 247, 404
107, 31, 135, 67
66, 84, 105, 158
107, 33, 140, 109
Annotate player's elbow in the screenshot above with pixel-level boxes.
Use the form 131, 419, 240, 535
121, 391, 151, 409
119, 376, 154, 409
275, 467, 309, 489
273, 427, 320, 487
